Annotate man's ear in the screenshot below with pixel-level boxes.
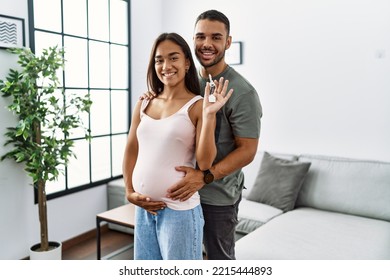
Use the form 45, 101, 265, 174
225, 35, 232, 50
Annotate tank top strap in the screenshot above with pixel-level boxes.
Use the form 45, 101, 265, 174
180, 95, 203, 112
140, 99, 150, 118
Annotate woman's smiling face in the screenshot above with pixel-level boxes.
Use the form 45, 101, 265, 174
154, 40, 189, 88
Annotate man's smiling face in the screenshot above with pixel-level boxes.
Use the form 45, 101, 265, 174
193, 19, 231, 70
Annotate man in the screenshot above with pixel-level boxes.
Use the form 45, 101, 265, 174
142, 10, 262, 260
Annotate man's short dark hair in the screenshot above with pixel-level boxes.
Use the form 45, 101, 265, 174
195, 10, 230, 36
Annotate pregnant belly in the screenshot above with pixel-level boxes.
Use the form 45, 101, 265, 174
132, 167, 184, 201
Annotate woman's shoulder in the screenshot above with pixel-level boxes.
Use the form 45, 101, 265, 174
189, 94, 203, 105
190, 94, 203, 102
133, 98, 150, 118
187, 94, 203, 118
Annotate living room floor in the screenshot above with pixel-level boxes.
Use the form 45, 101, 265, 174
62, 228, 134, 260
62, 227, 209, 260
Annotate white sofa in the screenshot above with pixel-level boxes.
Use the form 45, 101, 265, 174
235, 151, 390, 260
106, 151, 390, 259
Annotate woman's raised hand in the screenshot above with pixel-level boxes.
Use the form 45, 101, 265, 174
203, 77, 233, 114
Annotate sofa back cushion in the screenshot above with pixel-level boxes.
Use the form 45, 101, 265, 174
242, 151, 298, 198
246, 152, 311, 212
296, 155, 390, 222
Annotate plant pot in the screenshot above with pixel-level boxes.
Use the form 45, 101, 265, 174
29, 241, 62, 260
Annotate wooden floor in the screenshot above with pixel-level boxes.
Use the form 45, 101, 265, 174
61, 225, 208, 260
62, 226, 134, 260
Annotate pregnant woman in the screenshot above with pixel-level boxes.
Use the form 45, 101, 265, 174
122, 32, 232, 260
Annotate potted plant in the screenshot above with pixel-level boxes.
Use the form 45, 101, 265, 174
0, 46, 91, 259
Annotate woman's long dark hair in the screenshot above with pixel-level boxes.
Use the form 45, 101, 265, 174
147, 33, 200, 95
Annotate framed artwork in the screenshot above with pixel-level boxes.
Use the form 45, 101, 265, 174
226, 41, 243, 65
0, 14, 25, 49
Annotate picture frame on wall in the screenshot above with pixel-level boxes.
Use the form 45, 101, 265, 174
225, 41, 243, 65
0, 14, 25, 49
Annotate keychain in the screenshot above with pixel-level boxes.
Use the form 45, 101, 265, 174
208, 74, 216, 103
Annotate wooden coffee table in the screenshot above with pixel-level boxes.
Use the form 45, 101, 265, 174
96, 203, 135, 260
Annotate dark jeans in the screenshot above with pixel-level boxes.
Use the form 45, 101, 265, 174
201, 196, 241, 260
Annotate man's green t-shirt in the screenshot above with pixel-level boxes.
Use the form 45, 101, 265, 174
198, 66, 262, 206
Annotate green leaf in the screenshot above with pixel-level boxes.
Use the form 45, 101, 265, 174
1, 46, 90, 186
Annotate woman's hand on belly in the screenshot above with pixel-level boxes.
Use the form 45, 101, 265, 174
127, 191, 167, 215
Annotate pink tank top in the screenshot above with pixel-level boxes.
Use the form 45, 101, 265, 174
132, 95, 203, 210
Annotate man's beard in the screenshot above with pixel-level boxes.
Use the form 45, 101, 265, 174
197, 49, 226, 69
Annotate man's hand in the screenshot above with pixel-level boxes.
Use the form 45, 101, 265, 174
127, 191, 166, 215
166, 166, 205, 201
139, 90, 156, 101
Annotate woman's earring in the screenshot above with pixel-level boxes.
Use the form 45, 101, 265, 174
185, 67, 189, 74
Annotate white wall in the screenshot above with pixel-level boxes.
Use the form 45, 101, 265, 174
1, 0, 389, 259
158, 0, 390, 162
130, 0, 163, 109
0, 0, 36, 260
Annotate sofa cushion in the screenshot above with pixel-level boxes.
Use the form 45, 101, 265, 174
236, 207, 390, 260
246, 152, 311, 212
236, 199, 283, 235
242, 151, 298, 198
296, 155, 390, 222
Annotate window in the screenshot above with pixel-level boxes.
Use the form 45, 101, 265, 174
28, 0, 130, 199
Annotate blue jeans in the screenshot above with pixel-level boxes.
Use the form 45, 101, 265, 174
134, 205, 204, 260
